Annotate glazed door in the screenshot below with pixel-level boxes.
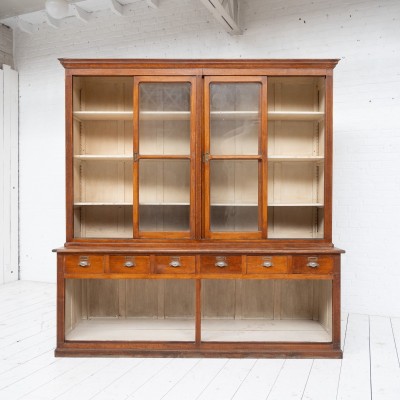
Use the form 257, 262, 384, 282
134, 77, 197, 238
204, 77, 267, 239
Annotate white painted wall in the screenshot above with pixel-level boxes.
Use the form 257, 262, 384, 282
11, 0, 400, 317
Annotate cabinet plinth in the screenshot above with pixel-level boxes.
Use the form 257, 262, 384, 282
56, 59, 343, 358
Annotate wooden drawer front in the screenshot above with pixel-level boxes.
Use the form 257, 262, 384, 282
200, 255, 242, 274
109, 256, 150, 274
246, 256, 288, 274
64, 255, 104, 274
154, 256, 196, 274
292, 256, 334, 274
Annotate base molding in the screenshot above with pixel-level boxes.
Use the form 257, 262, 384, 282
55, 344, 343, 359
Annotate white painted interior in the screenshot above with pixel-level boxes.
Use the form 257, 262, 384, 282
0, 0, 399, 317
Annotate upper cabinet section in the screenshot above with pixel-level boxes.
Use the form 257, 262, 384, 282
63, 59, 338, 244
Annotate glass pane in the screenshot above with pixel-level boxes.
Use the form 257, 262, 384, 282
210, 83, 260, 155
72, 77, 133, 238
201, 279, 332, 342
139, 83, 191, 155
267, 77, 325, 239
66, 279, 195, 342
139, 159, 190, 231
210, 160, 259, 232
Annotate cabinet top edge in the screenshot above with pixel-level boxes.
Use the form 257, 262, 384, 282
58, 58, 340, 70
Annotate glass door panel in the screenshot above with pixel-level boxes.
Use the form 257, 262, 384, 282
139, 159, 190, 232
267, 77, 325, 239
72, 77, 134, 238
136, 79, 195, 236
139, 82, 191, 155
210, 160, 258, 232
205, 79, 263, 237
210, 83, 260, 155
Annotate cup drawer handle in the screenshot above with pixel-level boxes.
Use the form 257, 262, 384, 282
307, 257, 319, 268
124, 261, 135, 268
262, 257, 273, 268
169, 257, 181, 268
215, 256, 228, 268
79, 256, 90, 268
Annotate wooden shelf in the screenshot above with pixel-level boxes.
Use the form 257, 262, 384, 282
211, 203, 258, 207
210, 111, 259, 120
268, 203, 324, 207
74, 202, 133, 206
74, 155, 133, 161
139, 203, 190, 206
65, 318, 330, 343
73, 111, 133, 121
140, 111, 190, 120
268, 156, 324, 162
268, 111, 324, 121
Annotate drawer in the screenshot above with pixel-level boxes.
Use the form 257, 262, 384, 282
292, 255, 334, 274
109, 255, 150, 274
64, 255, 104, 274
200, 255, 242, 274
246, 256, 288, 274
154, 256, 196, 274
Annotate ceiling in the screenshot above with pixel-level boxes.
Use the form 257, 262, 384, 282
0, 0, 80, 19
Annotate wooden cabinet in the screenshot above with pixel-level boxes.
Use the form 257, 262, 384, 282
55, 59, 344, 358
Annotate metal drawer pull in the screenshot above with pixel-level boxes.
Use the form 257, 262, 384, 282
307, 257, 319, 268
124, 261, 135, 268
78, 256, 90, 268
79, 261, 89, 267
215, 256, 228, 268
169, 257, 181, 268
263, 261, 273, 268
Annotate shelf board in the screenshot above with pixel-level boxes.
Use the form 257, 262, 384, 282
268, 203, 324, 207
73, 111, 133, 121
74, 202, 133, 206
139, 202, 190, 206
210, 111, 259, 120
65, 318, 330, 343
268, 111, 324, 121
140, 111, 190, 120
211, 203, 258, 207
268, 156, 325, 162
74, 155, 133, 161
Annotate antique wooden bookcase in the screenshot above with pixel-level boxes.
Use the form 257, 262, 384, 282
55, 59, 344, 358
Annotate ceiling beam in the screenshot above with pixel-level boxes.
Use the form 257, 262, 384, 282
71, 4, 90, 23
16, 17, 34, 34
109, 0, 125, 16
45, 13, 60, 29
146, 0, 159, 9
199, 0, 242, 35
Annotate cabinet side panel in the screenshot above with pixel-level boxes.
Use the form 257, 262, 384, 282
318, 280, 333, 336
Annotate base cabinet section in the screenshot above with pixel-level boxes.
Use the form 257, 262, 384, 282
60, 271, 338, 357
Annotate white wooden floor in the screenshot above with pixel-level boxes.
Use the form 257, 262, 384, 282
1, 281, 400, 400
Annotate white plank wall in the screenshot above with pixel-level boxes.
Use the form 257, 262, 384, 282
0, 64, 18, 284
1, 282, 400, 400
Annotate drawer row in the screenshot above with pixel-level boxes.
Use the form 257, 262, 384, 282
63, 254, 335, 275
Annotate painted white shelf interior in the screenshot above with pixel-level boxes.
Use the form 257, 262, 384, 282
65, 279, 333, 343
